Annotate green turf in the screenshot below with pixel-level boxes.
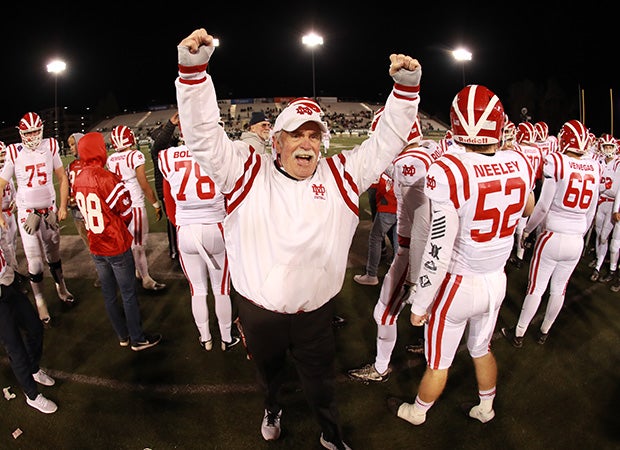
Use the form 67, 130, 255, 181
1, 136, 619, 449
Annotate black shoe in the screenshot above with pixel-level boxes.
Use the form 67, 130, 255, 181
590, 269, 600, 282
501, 327, 523, 348
600, 270, 616, 283
332, 315, 346, 328
536, 330, 548, 345
131, 333, 162, 351
221, 336, 240, 352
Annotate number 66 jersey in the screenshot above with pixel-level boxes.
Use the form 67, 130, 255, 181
421, 149, 534, 279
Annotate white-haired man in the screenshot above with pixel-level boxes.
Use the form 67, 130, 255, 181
175, 27, 422, 450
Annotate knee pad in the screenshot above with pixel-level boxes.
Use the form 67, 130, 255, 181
29, 272, 44, 283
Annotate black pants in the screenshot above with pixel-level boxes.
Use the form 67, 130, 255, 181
237, 297, 344, 446
0, 281, 44, 400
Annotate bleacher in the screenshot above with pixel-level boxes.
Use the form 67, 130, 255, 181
89, 99, 449, 144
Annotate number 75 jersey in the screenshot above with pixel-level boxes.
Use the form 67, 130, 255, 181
424, 149, 534, 274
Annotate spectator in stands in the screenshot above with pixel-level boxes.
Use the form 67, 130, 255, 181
240, 111, 271, 154
149, 112, 181, 261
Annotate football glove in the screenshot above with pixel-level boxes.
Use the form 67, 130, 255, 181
44, 209, 58, 229
391, 62, 421, 87
23, 211, 42, 235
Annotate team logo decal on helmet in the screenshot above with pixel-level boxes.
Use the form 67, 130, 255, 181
450, 85, 505, 145
557, 120, 589, 155
110, 125, 136, 151
18, 112, 44, 150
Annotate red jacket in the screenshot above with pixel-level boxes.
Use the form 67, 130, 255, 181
72, 132, 134, 256
372, 172, 397, 214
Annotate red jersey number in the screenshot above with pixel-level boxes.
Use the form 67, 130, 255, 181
471, 177, 527, 242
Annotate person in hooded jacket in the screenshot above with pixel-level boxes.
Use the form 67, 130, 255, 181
72, 132, 161, 352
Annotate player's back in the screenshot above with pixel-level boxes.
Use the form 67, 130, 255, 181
158, 145, 225, 225
106, 149, 145, 206
544, 152, 601, 234
426, 149, 534, 275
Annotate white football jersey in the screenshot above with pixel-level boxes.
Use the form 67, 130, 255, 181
0, 138, 63, 210
106, 149, 146, 207
424, 149, 534, 275
534, 152, 600, 234
598, 156, 620, 200
1, 178, 16, 210
392, 141, 444, 239
158, 145, 225, 225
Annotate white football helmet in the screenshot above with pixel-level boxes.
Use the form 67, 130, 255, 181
110, 125, 136, 151
450, 85, 505, 145
598, 133, 618, 158
557, 120, 589, 155
18, 112, 44, 150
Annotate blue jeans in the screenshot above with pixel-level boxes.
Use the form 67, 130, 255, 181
92, 249, 146, 344
366, 212, 398, 277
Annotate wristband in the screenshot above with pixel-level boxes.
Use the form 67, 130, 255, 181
152, 201, 161, 209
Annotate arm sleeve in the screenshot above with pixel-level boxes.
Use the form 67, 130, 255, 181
409, 200, 459, 316
524, 174, 556, 234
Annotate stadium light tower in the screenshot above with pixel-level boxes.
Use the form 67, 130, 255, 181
46, 59, 66, 142
302, 32, 324, 99
452, 48, 472, 87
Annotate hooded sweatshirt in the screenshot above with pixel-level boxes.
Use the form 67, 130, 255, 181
73, 132, 134, 256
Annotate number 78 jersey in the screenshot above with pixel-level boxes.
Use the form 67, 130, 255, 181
424, 149, 534, 274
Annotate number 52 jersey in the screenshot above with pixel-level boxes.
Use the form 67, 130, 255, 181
423, 149, 535, 275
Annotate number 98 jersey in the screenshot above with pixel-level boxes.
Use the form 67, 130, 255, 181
424, 149, 534, 274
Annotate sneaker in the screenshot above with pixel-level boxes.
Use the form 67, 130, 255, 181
320, 433, 352, 450
469, 405, 495, 423
143, 279, 166, 291
221, 336, 240, 352
508, 255, 523, 269
131, 333, 162, 351
32, 369, 55, 386
387, 397, 426, 425
26, 393, 58, 414
119, 337, 130, 347
353, 274, 379, 286
501, 327, 523, 349
600, 270, 616, 283
536, 330, 549, 345
348, 363, 391, 383
199, 337, 213, 351
590, 269, 600, 282
261, 409, 282, 441
406, 338, 425, 355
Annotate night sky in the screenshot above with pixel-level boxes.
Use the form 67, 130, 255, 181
2, 3, 616, 136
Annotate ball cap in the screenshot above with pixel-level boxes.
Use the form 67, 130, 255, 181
249, 111, 268, 126
273, 97, 328, 134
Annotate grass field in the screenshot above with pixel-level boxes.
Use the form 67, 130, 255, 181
1, 136, 619, 449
